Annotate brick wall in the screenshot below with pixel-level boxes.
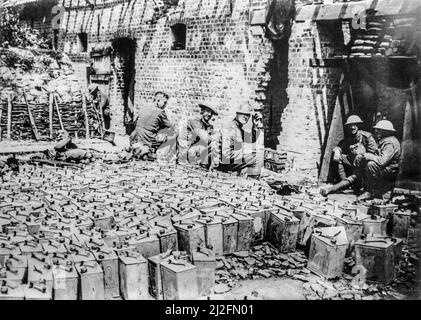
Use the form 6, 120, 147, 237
57, 0, 278, 138
277, 19, 344, 176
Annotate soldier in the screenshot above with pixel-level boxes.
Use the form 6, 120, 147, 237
88, 84, 111, 130
320, 115, 377, 196
129, 91, 174, 160
53, 130, 93, 163
216, 102, 263, 175
0, 156, 19, 177
357, 120, 401, 200
177, 101, 219, 167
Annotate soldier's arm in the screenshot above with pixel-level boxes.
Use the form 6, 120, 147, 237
364, 142, 395, 166
365, 133, 378, 154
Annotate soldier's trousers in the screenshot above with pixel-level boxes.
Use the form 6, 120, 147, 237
217, 153, 257, 174
364, 160, 398, 191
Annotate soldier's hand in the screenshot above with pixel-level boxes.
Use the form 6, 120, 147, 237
333, 150, 341, 162
354, 154, 363, 167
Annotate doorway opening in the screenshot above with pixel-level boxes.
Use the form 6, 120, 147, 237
112, 37, 137, 135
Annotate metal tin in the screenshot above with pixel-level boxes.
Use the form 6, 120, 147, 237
119, 251, 149, 300
148, 253, 171, 300
127, 233, 160, 259
160, 258, 198, 300
392, 211, 411, 241
173, 222, 206, 255
362, 216, 387, 235
355, 236, 395, 284
51, 261, 78, 300
307, 226, 348, 279
75, 261, 105, 300
92, 249, 119, 299
23, 283, 52, 300
231, 212, 253, 252
267, 210, 299, 253
195, 217, 223, 256
191, 248, 216, 297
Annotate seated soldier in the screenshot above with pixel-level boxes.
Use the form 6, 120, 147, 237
216, 102, 263, 175
356, 120, 401, 200
53, 130, 93, 163
130, 91, 174, 160
0, 156, 19, 177
177, 101, 219, 167
320, 115, 377, 196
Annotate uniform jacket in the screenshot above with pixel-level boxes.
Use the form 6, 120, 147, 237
178, 116, 213, 147
131, 105, 172, 147
365, 135, 401, 173
334, 130, 377, 156
220, 119, 261, 164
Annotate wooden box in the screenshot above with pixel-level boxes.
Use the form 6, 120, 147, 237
355, 236, 395, 284
307, 226, 348, 279
119, 251, 149, 300
52, 260, 78, 300
392, 210, 411, 240
160, 258, 198, 300
362, 215, 387, 235
191, 248, 216, 297
75, 261, 105, 300
195, 217, 223, 256
174, 222, 206, 255
128, 233, 160, 259
267, 210, 299, 253
92, 249, 119, 299
231, 212, 253, 252
23, 283, 52, 300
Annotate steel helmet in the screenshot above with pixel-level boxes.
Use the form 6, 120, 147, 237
236, 102, 253, 115
373, 120, 396, 132
345, 115, 363, 126
198, 101, 219, 116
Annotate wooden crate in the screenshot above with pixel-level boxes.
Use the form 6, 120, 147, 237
307, 226, 348, 279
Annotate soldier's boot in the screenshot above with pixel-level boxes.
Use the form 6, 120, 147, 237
320, 180, 352, 197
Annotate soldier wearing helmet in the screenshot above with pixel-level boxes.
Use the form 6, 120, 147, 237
356, 120, 401, 200
177, 101, 219, 167
321, 115, 377, 196
215, 102, 263, 175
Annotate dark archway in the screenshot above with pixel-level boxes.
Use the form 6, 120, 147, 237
112, 37, 136, 135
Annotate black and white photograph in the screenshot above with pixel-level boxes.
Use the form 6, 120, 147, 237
0, 0, 420, 303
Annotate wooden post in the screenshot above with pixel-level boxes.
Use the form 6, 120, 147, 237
7, 93, 12, 140
23, 91, 40, 141
82, 92, 90, 139
49, 92, 54, 138
53, 93, 64, 130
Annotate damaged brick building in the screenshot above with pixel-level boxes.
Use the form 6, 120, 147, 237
5, 0, 421, 183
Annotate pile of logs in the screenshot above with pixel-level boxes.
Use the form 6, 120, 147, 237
0, 92, 102, 141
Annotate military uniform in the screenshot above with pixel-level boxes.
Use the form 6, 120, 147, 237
177, 116, 217, 165
333, 130, 377, 183
363, 135, 401, 189
217, 119, 260, 173
130, 105, 172, 149
54, 136, 91, 163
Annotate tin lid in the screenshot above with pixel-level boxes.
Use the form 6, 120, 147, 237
192, 247, 216, 263
355, 234, 395, 249
313, 226, 348, 246
271, 210, 299, 223
160, 258, 196, 273
119, 251, 147, 265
